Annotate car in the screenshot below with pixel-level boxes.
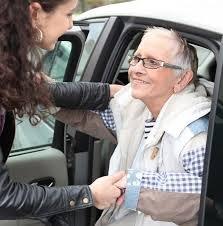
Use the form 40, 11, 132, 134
3, 0, 223, 225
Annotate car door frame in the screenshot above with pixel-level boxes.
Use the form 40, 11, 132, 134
52, 26, 87, 151
199, 37, 223, 226
71, 15, 223, 226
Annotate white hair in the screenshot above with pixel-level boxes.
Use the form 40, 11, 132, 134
142, 27, 197, 78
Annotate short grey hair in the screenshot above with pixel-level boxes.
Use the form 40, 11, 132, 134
142, 27, 198, 81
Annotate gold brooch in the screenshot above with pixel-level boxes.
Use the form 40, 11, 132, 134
150, 146, 159, 160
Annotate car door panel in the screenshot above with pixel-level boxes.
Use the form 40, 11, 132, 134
6, 148, 68, 186
0, 148, 67, 226
0, 219, 44, 226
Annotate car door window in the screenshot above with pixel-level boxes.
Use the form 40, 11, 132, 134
12, 43, 72, 152
12, 21, 106, 153
75, 21, 106, 81
42, 41, 72, 81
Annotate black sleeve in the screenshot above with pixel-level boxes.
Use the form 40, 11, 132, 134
49, 82, 110, 110
0, 164, 93, 219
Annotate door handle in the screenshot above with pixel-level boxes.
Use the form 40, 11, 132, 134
30, 177, 55, 187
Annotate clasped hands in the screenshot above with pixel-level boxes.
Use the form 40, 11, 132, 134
89, 171, 127, 209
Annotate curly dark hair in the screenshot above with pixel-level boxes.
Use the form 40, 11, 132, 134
0, 0, 69, 125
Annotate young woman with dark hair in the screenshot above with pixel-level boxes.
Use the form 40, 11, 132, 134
0, 0, 123, 225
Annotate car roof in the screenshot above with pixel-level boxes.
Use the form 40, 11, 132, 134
76, 0, 223, 35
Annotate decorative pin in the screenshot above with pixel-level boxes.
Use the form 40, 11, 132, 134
150, 146, 159, 160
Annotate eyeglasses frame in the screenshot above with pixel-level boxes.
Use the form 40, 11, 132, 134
128, 55, 183, 70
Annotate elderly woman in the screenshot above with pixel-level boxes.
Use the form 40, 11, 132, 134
56, 27, 212, 226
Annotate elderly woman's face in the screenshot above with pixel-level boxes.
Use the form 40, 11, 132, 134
128, 34, 180, 105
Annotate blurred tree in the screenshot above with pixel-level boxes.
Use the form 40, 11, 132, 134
87, 0, 104, 8
79, 0, 86, 12
77, 0, 131, 12
108, 0, 129, 3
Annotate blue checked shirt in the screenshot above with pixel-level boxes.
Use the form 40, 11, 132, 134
96, 107, 205, 194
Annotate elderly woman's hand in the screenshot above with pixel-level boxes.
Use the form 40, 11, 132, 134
89, 171, 125, 209
109, 84, 123, 97
34, 72, 56, 84
114, 175, 127, 206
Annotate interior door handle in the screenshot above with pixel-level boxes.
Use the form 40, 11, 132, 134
30, 177, 55, 187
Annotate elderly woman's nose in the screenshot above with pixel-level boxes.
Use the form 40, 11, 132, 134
131, 61, 145, 73
135, 59, 144, 67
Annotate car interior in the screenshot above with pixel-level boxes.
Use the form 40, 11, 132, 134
1, 23, 220, 226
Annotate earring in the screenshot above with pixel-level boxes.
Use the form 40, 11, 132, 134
34, 26, 43, 43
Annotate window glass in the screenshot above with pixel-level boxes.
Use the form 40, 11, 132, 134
12, 116, 54, 152
12, 21, 106, 152
42, 41, 72, 81
75, 21, 105, 81
195, 45, 213, 66
12, 42, 73, 152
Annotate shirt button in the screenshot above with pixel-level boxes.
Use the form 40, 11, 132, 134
83, 197, 89, 204
69, 200, 75, 207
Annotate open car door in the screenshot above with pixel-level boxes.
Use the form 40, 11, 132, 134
1, 24, 87, 226
199, 38, 223, 226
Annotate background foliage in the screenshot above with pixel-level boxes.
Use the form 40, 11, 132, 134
77, 0, 132, 12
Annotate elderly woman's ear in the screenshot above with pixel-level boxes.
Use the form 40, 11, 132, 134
173, 70, 193, 93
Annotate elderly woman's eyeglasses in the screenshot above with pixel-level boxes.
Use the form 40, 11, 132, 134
128, 55, 183, 70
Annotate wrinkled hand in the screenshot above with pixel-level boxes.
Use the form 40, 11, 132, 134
34, 72, 55, 84
115, 175, 127, 189
114, 175, 127, 206
109, 84, 123, 97
89, 171, 125, 209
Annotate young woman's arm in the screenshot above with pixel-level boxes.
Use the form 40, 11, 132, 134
49, 82, 110, 110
